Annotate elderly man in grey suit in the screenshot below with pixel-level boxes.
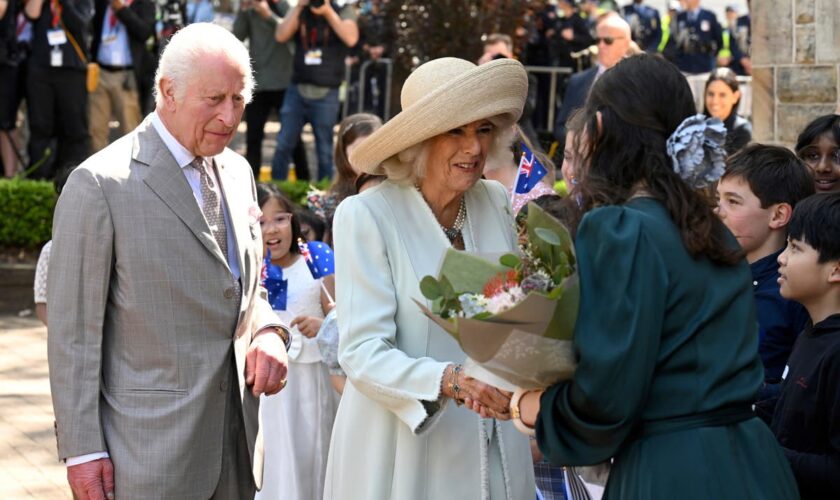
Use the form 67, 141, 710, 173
47, 23, 290, 500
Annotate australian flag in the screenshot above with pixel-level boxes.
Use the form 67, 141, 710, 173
298, 239, 335, 279
261, 250, 288, 311
514, 143, 549, 194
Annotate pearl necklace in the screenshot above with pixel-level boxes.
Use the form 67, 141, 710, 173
417, 186, 467, 242
440, 196, 467, 242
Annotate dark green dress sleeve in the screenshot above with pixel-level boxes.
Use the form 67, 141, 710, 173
536, 204, 668, 465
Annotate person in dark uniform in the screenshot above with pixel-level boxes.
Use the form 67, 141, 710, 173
732, 4, 751, 75
621, 0, 661, 53
672, 0, 722, 74
657, 0, 681, 64
24, 0, 93, 179
554, 0, 594, 71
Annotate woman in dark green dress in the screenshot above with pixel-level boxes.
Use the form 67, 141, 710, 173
512, 55, 799, 499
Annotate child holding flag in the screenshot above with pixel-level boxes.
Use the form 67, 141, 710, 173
255, 183, 338, 500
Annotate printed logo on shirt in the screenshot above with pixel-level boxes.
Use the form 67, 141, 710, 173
795, 376, 808, 389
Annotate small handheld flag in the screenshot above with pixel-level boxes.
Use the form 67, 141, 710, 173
298, 238, 336, 305
261, 250, 288, 311
514, 143, 549, 194
298, 239, 335, 279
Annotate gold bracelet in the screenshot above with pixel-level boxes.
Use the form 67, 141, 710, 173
510, 387, 537, 436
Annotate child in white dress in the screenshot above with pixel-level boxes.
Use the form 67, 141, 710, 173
255, 183, 338, 500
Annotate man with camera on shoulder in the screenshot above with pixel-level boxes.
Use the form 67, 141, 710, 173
272, 0, 357, 182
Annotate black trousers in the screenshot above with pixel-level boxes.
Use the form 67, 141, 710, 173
245, 89, 308, 181
26, 65, 91, 179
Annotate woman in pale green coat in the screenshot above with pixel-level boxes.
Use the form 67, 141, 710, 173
323, 57, 535, 499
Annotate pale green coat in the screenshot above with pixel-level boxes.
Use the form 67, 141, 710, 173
324, 180, 535, 500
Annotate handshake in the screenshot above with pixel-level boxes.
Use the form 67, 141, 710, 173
441, 364, 512, 420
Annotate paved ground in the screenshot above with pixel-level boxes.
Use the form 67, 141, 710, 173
0, 314, 72, 499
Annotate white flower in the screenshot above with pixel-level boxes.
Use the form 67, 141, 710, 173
459, 293, 489, 317
484, 286, 526, 315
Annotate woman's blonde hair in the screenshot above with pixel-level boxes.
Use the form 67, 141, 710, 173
377, 117, 512, 185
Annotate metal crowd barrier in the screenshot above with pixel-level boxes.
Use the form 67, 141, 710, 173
342, 58, 394, 122
524, 65, 574, 134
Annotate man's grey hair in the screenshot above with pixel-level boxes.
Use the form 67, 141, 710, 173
154, 23, 254, 108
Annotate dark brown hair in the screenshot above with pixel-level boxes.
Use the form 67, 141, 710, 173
330, 113, 383, 203
574, 54, 742, 265
702, 67, 741, 119
257, 182, 303, 255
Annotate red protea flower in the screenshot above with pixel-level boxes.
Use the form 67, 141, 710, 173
483, 270, 520, 297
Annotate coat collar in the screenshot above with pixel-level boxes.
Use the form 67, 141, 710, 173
375, 180, 516, 281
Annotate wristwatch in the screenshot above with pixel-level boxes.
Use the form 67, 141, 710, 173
262, 325, 292, 350
510, 388, 537, 436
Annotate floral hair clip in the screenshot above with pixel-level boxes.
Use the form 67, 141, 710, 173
666, 114, 727, 189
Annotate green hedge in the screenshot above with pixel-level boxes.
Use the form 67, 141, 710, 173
272, 179, 332, 205
1, 176, 563, 249
0, 178, 57, 248
0, 177, 331, 249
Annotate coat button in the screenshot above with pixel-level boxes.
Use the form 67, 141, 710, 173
224, 287, 235, 299
220, 380, 228, 392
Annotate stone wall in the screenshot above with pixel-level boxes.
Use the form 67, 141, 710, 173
752, 0, 840, 145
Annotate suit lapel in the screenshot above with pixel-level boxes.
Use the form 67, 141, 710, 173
134, 120, 230, 269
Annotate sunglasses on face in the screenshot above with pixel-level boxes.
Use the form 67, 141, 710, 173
595, 36, 625, 45
797, 147, 840, 167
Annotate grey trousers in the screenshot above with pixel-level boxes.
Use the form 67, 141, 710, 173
211, 360, 256, 500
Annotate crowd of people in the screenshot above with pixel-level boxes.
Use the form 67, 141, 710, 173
1, 0, 757, 182
13, 0, 840, 499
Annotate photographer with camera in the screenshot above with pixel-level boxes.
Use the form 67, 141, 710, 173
672, 0, 722, 74
272, 0, 358, 182
23, 0, 93, 179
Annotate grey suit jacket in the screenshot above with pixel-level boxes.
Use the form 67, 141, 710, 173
47, 117, 279, 498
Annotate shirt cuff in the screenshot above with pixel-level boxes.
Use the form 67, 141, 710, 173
66, 452, 110, 467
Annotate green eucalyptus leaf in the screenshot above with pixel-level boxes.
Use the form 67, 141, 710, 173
440, 276, 457, 300
420, 276, 443, 300
499, 253, 521, 269
535, 227, 562, 246
437, 248, 507, 293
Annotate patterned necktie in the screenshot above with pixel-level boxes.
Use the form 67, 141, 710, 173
192, 156, 241, 304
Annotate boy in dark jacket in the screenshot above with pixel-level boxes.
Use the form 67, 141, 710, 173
763, 192, 840, 499
716, 145, 814, 400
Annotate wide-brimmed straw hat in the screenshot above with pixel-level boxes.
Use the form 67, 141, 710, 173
349, 57, 529, 175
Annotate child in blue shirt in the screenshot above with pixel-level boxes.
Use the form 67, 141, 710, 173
763, 192, 840, 499
716, 144, 814, 400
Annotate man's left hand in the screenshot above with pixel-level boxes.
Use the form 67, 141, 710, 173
245, 329, 289, 397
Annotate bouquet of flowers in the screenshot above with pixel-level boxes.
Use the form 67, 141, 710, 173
415, 203, 579, 390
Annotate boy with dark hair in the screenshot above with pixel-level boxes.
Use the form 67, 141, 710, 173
716, 144, 815, 399
765, 192, 840, 499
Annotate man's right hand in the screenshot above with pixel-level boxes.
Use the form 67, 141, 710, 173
67, 458, 115, 500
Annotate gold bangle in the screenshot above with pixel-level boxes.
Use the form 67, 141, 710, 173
510, 387, 537, 436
